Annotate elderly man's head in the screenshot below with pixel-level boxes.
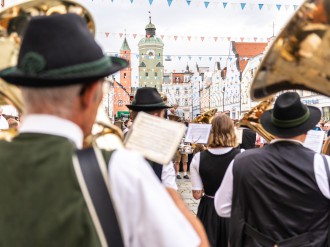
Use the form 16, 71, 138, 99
0, 14, 128, 137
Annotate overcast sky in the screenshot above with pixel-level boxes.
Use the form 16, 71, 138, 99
77, 0, 303, 85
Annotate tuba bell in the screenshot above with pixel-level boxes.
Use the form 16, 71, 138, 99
250, 0, 330, 100
0, 0, 124, 149
238, 97, 275, 143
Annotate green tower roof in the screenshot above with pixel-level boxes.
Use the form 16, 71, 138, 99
120, 37, 130, 51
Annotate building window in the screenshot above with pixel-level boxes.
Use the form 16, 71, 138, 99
155, 72, 157, 76
176, 88, 180, 95
118, 100, 123, 106
145, 72, 148, 77
124, 73, 127, 79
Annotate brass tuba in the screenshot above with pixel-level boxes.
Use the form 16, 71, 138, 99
0, 0, 124, 149
238, 97, 275, 143
250, 0, 330, 100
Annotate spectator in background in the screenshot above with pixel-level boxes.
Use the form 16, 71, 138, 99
0, 107, 9, 130
238, 126, 257, 150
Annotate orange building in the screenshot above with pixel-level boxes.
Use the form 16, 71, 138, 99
113, 37, 132, 119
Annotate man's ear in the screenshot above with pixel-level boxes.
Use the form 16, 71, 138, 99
80, 81, 100, 108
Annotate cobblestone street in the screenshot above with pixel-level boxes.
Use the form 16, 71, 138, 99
176, 176, 200, 215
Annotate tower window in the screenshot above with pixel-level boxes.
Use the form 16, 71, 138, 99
124, 73, 127, 78
145, 72, 148, 77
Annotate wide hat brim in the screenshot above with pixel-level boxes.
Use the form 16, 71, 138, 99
261, 106, 321, 138
126, 103, 171, 112
0, 56, 128, 87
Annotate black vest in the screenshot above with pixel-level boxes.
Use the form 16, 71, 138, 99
230, 141, 330, 247
148, 160, 163, 181
200, 148, 241, 196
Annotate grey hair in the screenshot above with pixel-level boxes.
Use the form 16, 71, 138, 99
21, 84, 83, 118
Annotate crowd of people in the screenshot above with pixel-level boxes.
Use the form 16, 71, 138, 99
1, 12, 330, 247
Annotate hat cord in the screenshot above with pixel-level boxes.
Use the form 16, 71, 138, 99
271, 107, 310, 128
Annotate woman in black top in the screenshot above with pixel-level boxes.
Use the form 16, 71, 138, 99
191, 114, 242, 247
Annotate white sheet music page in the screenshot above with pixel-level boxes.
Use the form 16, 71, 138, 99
303, 130, 325, 153
124, 112, 186, 165
184, 123, 212, 144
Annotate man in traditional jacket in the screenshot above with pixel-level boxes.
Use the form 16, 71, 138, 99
126, 87, 177, 189
215, 92, 330, 247
0, 14, 208, 247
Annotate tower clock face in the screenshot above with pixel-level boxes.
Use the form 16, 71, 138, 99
147, 49, 155, 59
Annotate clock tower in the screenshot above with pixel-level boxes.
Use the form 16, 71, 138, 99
138, 14, 164, 92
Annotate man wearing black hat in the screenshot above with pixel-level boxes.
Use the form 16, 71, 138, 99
126, 87, 177, 190
0, 14, 205, 247
214, 92, 330, 247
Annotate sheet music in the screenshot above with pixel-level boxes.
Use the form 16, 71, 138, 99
184, 123, 212, 144
124, 112, 186, 165
303, 130, 325, 153
236, 128, 243, 144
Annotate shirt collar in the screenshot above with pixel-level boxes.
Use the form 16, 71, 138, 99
270, 138, 303, 145
19, 114, 83, 149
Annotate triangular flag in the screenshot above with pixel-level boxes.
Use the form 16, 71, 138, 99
293, 5, 298, 10
201, 37, 205, 42
258, 3, 263, 10
229, 57, 232, 61
276, 4, 282, 11
119, 33, 123, 38
240, 3, 246, 10
167, 0, 173, 6
267, 38, 270, 42
199, 57, 202, 61
130, 0, 133, 3
187, 36, 191, 41
204, 1, 209, 8
174, 36, 178, 40
161, 35, 164, 39
186, 0, 191, 5
105, 32, 110, 38
223, 2, 227, 8
149, 0, 153, 5
178, 56, 182, 60
214, 37, 218, 42
240, 37, 244, 42
253, 37, 257, 42
227, 37, 231, 41
285, 4, 290, 10
133, 34, 137, 39
209, 57, 212, 61
189, 56, 192, 60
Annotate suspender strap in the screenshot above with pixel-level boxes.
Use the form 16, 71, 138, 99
321, 155, 330, 247
244, 223, 313, 247
73, 147, 124, 247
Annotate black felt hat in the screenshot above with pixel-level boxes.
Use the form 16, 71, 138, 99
126, 87, 171, 112
0, 13, 128, 87
261, 92, 321, 138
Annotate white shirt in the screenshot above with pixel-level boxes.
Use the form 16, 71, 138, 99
20, 115, 200, 247
0, 115, 9, 130
214, 139, 330, 218
191, 147, 234, 191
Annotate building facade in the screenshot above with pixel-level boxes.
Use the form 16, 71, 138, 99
138, 16, 164, 92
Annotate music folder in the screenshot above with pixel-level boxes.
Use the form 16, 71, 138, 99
124, 112, 186, 165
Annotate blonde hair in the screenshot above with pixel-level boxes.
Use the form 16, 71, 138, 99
208, 114, 238, 148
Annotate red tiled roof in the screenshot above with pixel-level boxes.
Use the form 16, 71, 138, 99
233, 42, 267, 72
